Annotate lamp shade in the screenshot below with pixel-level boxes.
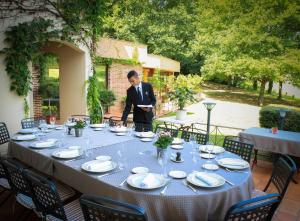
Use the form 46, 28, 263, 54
278, 109, 288, 118
203, 101, 216, 110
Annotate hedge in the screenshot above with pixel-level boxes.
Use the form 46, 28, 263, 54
259, 105, 300, 132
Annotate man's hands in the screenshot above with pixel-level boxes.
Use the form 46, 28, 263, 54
141, 107, 151, 112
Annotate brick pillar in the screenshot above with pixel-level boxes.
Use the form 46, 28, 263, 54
32, 65, 43, 118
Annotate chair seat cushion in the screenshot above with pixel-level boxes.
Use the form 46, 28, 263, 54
0, 178, 10, 189
16, 193, 35, 209
46, 199, 83, 221
251, 189, 267, 198
55, 181, 76, 201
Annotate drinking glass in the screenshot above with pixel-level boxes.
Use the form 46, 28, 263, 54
157, 150, 168, 178
206, 144, 214, 164
49, 116, 56, 126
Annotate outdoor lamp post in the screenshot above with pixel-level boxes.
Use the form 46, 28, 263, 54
278, 109, 288, 130
203, 101, 216, 144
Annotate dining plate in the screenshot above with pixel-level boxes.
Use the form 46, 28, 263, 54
52, 148, 82, 159
172, 138, 184, 145
217, 158, 249, 170
202, 163, 219, 171
81, 160, 117, 173
187, 172, 225, 188
18, 128, 39, 134
116, 132, 126, 136
200, 153, 216, 159
55, 126, 64, 130
66, 122, 76, 127
94, 128, 103, 131
170, 156, 184, 163
12, 134, 36, 141
90, 124, 105, 128
95, 155, 112, 161
131, 167, 149, 174
135, 131, 155, 138
140, 138, 153, 142
30, 139, 58, 149
170, 144, 183, 150
110, 126, 127, 133
199, 145, 225, 154
169, 170, 186, 179
127, 173, 167, 190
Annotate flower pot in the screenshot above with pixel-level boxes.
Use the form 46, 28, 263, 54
75, 128, 83, 137
156, 147, 167, 159
271, 127, 278, 134
176, 109, 187, 120
46, 115, 56, 124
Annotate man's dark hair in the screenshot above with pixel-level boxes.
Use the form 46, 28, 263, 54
127, 70, 139, 79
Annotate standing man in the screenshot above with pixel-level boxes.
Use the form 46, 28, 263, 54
120, 70, 156, 131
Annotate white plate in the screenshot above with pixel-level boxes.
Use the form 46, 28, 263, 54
90, 124, 105, 128
187, 172, 225, 188
131, 167, 149, 174
55, 126, 64, 130
126, 173, 167, 190
140, 138, 153, 142
116, 132, 126, 136
199, 145, 225, 154
30, 139, 58, 149
217, 158, 249, 170
66, 123, 76, 127
18, 128, 39, 134
110, 127, 127, 133
170, 145, 183, 150
202, 163, 219, 171
94, 128, 103, 131
12, 135, 36, 141
81, 160, 117, 173
135, 132, 155, 138
170, 156, 184, 163
200, 153, 216, 159
172, 138, 184, 145
95, 155, 112, 161
52, 148, 82, 159
169, 170, 187, 179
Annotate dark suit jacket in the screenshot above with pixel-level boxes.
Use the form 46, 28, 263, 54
121, 82, 156, 123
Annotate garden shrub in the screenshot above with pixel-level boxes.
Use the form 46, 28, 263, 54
259, 105, 300, 132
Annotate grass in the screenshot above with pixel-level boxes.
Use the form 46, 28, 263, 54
203, 82, 300, 108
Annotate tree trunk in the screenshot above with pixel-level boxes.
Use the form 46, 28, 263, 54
267, 81, 273, 94
258, 80, 267, 106
253, 80, 258, 90
277, 81, 283, 100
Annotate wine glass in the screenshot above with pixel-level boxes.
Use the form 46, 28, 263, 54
84, 117, 90, 127
49, 116, 56, 126
157, 150, 168, 178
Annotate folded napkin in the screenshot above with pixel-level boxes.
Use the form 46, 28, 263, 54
140, 173, 156, 188
15, 135, 36, 140
90, 124, 105, 128
55, 149, 80, 158
195, 173, 219, 187
113, 126, 127, 132
35, 139, 57, 147
220, 159, 247, 167
140, 132, 154, 138
87, 161, 113, 171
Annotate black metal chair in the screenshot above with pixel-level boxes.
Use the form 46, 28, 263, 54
224, 193, 281, 221
252, 155, 296, 199
25, 169, 83, 221
0, 122, 10, 145
155, 123, 179, 138
134, 122, 153, 132
223, 136, 254, 163
0, 157, 12, 207
180, 128, 208, 145
80, 194, 147, 221
21, 117, 40, 129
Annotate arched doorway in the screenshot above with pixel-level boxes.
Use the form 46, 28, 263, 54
33, 41, 89, 123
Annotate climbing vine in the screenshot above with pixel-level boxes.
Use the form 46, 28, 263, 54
87, 75, 103, 123
94, 56, 141, 67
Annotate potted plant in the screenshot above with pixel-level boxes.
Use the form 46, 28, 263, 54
99, 89, 116, 113
154, 131, 173, 158
271, 123, 278, 134
168, 87, 197, 120
74, 119, 86, 137
42, 105, 57, 124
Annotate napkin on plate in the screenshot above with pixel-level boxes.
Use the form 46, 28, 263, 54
220, 158, 247, 167
35, 139, 57, 147
172, 138, 183, 144
55, 149, 80, 158
87, 161, 113, 171
140, 132, 154, 138
140, 173, 156, 188
195, 173, 219, 187
15, 135, 36, 140
114, 126, 127, 132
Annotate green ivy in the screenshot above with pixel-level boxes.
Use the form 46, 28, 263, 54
94, 56, 141, 66
23, 98, 30, 118
87, 75, 103, 123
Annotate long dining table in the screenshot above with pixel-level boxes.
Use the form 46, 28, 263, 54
8, 126, 254, 221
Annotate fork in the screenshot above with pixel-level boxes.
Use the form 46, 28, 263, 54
160, 180, 171, 195
119, 177, 128, 186
182, 180, 197, 193
98, 168, 123, 178
225, 168, 248, 173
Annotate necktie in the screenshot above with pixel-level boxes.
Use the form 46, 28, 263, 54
137, 86, 143, 104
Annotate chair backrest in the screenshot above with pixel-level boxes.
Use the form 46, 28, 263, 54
80, 194, 147, 221
0, 122, 10, 145
223, 136, 253, 163
155, 124, 179, 138
25, 169, 67, 220
21, 117, 40, 129
180, 129, 208, 145
134, 122, 152, 132
264, 155, 296, 198
224, 193, 281, 221
0, 157, 8, 179
1, 158, 31, 197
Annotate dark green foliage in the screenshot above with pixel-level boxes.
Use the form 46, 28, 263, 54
99, 90, 116, 111
87, 75, 102, 123
259, 105, 300, 132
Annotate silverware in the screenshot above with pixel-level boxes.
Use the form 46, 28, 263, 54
224, 179, 234, 186
225, 168, 248, 173
160, 180, 171, 195
119, 177, 128, 186
182, 180, 197, 193
98, 168, 123, 178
